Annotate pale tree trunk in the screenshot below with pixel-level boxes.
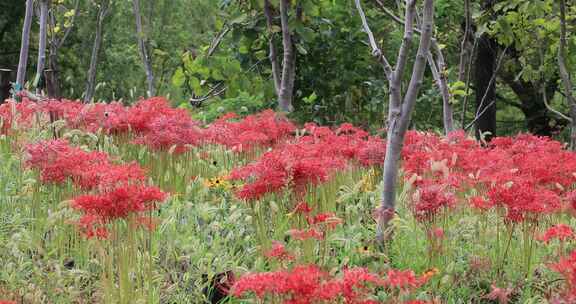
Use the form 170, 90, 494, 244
16, 0, 35, 89
133, 0, 155, 97
85, 0, 111, 103
374, 1, 452, 134
355, 0, 435, 245
432, 43, 454, 134
559, 0, 576, 149
278, 0, 295, 112
35, 0, 50, 92
263, 0, 281, 96
458, 0, 474, 128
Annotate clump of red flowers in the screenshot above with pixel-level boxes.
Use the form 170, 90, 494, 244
25, 139, 146, 190
539, 224, 575, 244
0, 98, 38, 134
410, 182, 455, 223
204, 110, 296, 152
232, 265, 431, 303
25, 138, 166, 239
549, 250, 576, 302
264, 241, 295, 262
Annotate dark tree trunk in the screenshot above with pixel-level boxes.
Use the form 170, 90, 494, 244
0, 68, 12, 103
85, 0, 110, 103
502, 74, 560, 136
473, 34, 498, 141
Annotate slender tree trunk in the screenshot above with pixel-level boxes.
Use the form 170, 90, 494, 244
457, 0, 472, 82
85, 0, 110, 103
559, 0, 576, 149
278, 0, 295, 112
378, 0, 434, 244
16, 0, 35, 88
133, 0, 155, 97
355, 0, 434, 244
473, 34, 498, 141
0, 69, 12, 104
35, 0, 50, 91
430, 42, 453, 134
264, 0, 281, 96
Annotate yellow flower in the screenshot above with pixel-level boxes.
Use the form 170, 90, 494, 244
204, 176, 230, 190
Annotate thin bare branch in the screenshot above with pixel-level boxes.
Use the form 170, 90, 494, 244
56, 0, 81, 49
206, 26, 230, 58
354, 0, 393, 79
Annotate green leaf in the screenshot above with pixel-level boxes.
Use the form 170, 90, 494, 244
172, 68, 185, 87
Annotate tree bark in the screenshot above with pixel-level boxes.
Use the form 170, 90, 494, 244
0, 69, 12, 104
16, 0, 34, 88
559, 0, 576, 148
372, 1, 453, 133
356, 0, 435, 244
133, 0, 155, 97
431, 41, 453, 134
378, 0, 434, 244
457, 0, 472, 83
278, 0, 295, 112
35, 0, 50, 91
473, 33, 498, 141
263, 0, 281, 95
501, 71, 560, 136
84, 0, 110, 103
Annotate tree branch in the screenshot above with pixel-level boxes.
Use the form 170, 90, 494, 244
354, 0, 393, 79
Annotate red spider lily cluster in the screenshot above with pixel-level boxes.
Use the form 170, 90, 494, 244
549, 250, 576, 302
229, 123, 385, 200
232, 264, 431, 304
398, 131, 576, 224
0, 99, 38, 134
203, 110, 296, 152
264, 241, 295, 262
25, 139, 146, 190
538, 224, 575, 244
25, 139, 166, 238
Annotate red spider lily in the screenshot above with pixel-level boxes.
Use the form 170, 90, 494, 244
410, 183, 456, 222
76, 214, 109, 239
265, 241, 295, 262
131, 110, 204, 153
25, 140, 147, 190
0, 99, 38, 134
549, 250, 576, 301
486, 179, 562, 223
470, 196, 494, 211
233, 265, 428, 303
356, 137, 386, 167
383, 269, 429, 291
307, 212, 343, 230
0, 300, 17, 304
539, 224, 576, 244
293, 202, 313, 214
25, 139, 110, 187
204, 109, 296, 152
288, 228, 324, 241
72, 185, 166, 221
484, 284, 514, 304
